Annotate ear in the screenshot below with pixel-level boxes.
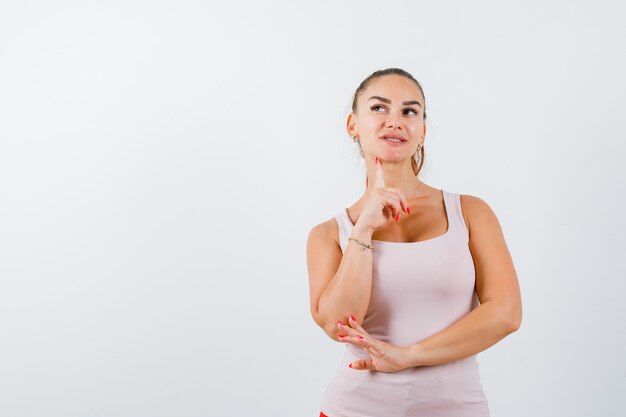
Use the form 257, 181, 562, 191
346, 113, 357, 138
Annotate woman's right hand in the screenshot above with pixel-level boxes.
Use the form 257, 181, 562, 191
355, 156, 410, 233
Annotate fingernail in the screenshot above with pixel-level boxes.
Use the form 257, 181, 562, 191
395, 213, 399, 222
338, 320, 346, 326
407, 206, 411, 214
338, 334, 345, 338
357, 335, 363, 339
349, 315, 356, 322
349, 364, 353, 368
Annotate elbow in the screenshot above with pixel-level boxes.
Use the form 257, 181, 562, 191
503, 305, 522, 333
505, 316, 521, 333
312, 310, 344, 343
490, 299, 522, 334
322, 320, 344, 343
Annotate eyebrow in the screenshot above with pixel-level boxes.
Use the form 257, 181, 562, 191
368, 95, 422, 107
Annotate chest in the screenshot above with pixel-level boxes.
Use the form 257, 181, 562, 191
372, 201, 450, 243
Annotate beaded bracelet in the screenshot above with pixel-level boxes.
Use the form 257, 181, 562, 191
348, 237, 374, 251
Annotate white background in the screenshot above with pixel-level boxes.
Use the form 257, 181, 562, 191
1, 1, 625, 416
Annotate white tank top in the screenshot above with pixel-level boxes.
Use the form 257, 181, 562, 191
320, 189, 490, 417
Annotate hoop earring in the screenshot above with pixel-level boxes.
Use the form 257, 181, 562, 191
415, 144, 423, 159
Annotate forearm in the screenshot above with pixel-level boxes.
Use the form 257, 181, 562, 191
407, 301, 516, 367
318, 225, 374, 338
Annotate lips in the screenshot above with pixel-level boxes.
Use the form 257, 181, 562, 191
379, 134, 408, 145
379, 133, 407, 142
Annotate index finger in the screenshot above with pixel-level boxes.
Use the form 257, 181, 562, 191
374, 156, 385, 188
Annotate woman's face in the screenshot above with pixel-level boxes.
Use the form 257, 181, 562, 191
347, 75, 426, 162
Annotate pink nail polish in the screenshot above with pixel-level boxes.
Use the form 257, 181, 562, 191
407, 206, 411, 214
395, 213, 399, 222
349, 363, 353, 368
338, 320, 346, 326
350, 315, 356, 322
357, 335, 363, 339
338, 334, 345, 338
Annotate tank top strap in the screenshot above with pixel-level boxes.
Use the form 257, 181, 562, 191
443, 189, 470, 243
333, 208, 353, 254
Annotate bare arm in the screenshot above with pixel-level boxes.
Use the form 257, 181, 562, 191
406, 300, 517, 367
307, 221, 375, 342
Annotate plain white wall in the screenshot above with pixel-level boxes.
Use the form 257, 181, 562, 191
1, 1, 625, 416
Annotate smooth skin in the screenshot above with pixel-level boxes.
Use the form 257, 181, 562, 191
308, 74, 522, 371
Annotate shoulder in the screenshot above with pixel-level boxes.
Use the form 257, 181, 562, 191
459, 194, 500, 237
307, 216, 341, 248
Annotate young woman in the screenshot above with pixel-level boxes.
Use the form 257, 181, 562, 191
306, 68, 522, 417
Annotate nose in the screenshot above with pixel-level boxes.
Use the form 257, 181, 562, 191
385, 111, 403, 129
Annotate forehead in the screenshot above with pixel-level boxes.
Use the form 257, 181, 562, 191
362, 75, 423, 104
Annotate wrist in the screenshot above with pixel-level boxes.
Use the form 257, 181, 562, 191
406, 343, 425, 368
351, 223, 375, 239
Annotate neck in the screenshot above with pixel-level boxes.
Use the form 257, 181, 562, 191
365, 161, 422, 198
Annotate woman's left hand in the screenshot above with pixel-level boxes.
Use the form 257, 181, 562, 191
337, 315, 413, 373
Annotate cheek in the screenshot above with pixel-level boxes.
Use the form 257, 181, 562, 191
363, 118, 378, 126
413, 123, 425, 135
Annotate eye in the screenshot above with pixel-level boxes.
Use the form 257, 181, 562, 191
370, 104, 419, 116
